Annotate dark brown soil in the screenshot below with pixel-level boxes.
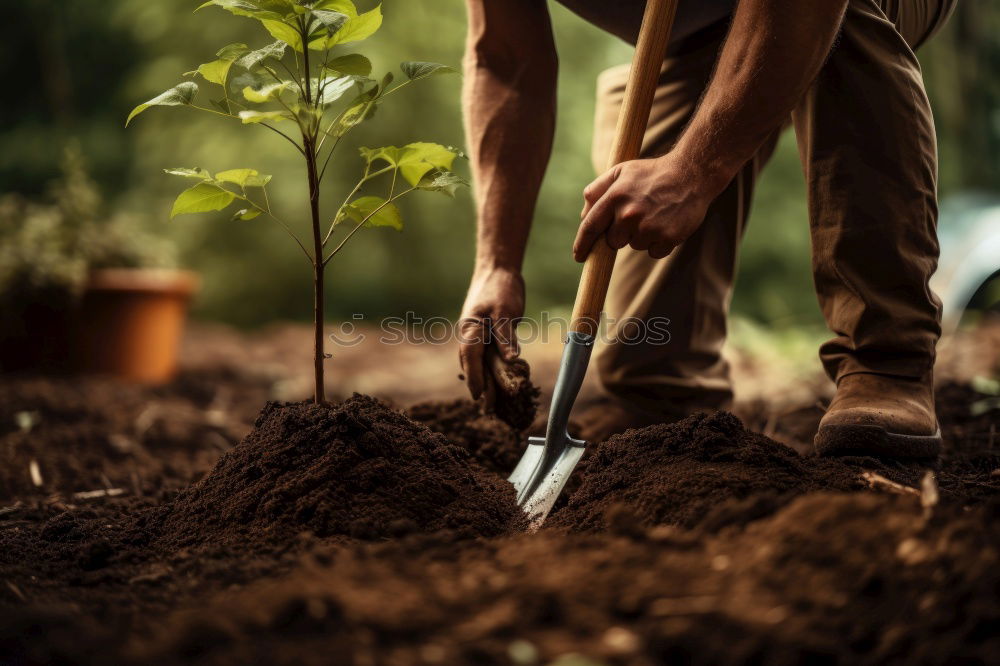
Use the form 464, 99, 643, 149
550, 411, 864, 533
408, 398, 525, 476
485, 355, 541, 432
1, 336, 998, 666
144, 395, 527, 547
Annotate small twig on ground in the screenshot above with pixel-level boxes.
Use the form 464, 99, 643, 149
72, 488, 126, 501
5, 582, 26, 602
0, 502, 24, 517
920, 470, 939, 520
28, 460, 43, 487
861, 471, 919, 496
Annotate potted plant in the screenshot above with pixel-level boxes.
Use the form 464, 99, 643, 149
0, 146, 198, 383
127, 0, 465, 403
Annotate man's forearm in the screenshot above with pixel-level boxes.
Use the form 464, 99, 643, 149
673, 0, 848, 192
463, 0, 557, 274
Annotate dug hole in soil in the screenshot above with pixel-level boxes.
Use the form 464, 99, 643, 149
1, 347, 999, 665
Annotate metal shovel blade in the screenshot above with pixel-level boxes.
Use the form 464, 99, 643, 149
510, 434, 586, 528
509, 331, 594, 529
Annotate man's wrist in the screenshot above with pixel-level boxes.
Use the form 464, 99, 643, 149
666, 139, 743, 201
474, 256, 522, 276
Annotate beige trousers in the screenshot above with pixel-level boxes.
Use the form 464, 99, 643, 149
591, 0, 956, 416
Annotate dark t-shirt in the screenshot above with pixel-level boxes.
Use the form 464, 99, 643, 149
554, 0, 734, 44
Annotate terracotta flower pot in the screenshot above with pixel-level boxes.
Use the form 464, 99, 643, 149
72, 269, 200, 384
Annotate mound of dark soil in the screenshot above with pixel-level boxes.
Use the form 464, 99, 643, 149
408, 398, 524, 476
143, 395, 527, 547
551, 411, 863, 532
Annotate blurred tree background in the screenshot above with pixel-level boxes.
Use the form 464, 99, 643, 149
1, 0, 997, 330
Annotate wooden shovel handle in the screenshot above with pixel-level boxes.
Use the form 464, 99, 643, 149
569, 0, 679, 337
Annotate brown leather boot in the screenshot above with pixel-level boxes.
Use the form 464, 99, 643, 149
814, 372, 941, 459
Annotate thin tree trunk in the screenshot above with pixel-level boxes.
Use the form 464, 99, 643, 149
305, 138, 326, 404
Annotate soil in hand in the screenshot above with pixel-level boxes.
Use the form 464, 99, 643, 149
143, 395, 527, 548
485, 355, 540, 432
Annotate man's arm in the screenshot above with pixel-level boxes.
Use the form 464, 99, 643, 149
459, 0, 558, 399
574, 0, 848, 261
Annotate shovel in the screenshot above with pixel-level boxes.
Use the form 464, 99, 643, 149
510, 0, 680, 527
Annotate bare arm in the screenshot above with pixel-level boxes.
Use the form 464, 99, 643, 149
575, 0, 848, 261
459, 0, 558, 398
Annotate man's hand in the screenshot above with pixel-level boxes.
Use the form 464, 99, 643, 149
573, 153, 728, 262
458, 266, 525, 400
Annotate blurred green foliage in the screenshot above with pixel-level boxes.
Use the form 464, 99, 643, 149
0, 1, 996, 330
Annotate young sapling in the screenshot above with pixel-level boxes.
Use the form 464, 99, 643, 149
128, 0, 466, 404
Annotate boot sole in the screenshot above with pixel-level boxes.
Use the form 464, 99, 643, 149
814, 424, 942, 459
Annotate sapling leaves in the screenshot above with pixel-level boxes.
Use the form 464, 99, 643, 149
261, 19, 304, 51
196, 0, 293, 21
325, 53, 372, 77
311, 9, 349, 34
232, 208, 263, 221
126, 82, 198, 126
313, 75, 363, 105
170, 183, 237, 219
164, 167, 214, 180
417, 170, 468, 198
216, 169, 273, 187
243, 81, 295, 103
400, 62, 458, 82
338, 196, 402, 230
236, 41, 288, 70
188, 43, 250, 86
325, 5, 382, 46
361, 143, 459, 187
239, 109, 289, 124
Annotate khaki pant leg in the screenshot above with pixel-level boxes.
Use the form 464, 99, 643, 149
793, 0, 951, 382
591, 29, 779, 416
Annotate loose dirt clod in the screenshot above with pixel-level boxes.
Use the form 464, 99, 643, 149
551, 411, 863, 532
144, 395, 527, 547
481, 350, 540, 432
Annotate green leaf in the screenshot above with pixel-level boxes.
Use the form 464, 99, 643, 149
312, 0, 357, 15
239, 109, 288, 124
325, 4, 382, 47
216, 169, 272, 187
314, 75, 360, 105
230, 71, 268, 95
400, 61, 458, 82
170, 183, 236, 219
232, 208, 263, 221
359, 145, 400, 167
334, 89, 378, 135
242, 81, 294, 103
196, 0, 293, 21
417, 170, 468, 197
189, 43, 250, 86
338, 196, 402, 231
379, 71, 395, 93
397, 142, 459, 187
261, 19, 303, 51
325, 53, 372, 77
126, 82, 198, 126
164, 167, 214, 180
311, 9, 349, 33
236, 41, 288, 70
